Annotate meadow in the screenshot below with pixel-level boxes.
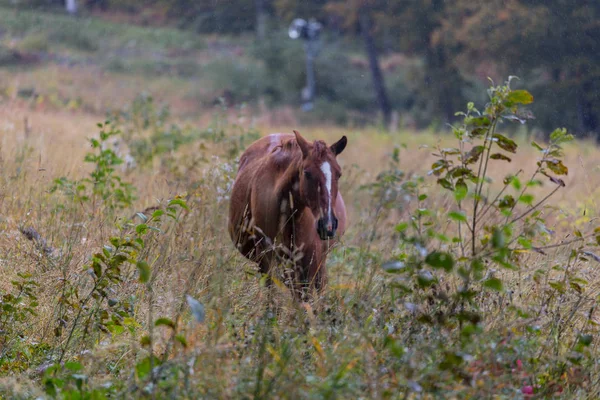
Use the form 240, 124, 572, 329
1, 7, 600, 400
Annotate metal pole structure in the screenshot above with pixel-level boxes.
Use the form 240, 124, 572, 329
303, 40, 316, 111
289, 18, 322, 112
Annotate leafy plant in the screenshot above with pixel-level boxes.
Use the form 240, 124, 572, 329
51, 121, 136, 212
0, 273, 40, 373
382, 77, 595, 395
46, 198, 190, 398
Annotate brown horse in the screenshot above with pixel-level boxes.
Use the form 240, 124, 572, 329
228, 130, 347, 298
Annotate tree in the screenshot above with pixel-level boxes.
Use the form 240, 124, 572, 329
256, 0, 268, 40
325, 0, 392, 126
436, 0, 600, 135
380, 0, 468, 125
358, 9, 392, 126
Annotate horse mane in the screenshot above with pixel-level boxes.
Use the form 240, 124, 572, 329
270, 137, 330, 171
311, 140, 329, 160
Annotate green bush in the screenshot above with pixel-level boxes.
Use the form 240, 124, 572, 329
18, 32, 50, 52
49, 23, 99, 52
254, 33, 378, 112
203, 57, 268, 103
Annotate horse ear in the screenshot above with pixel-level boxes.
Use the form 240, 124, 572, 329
293, 130, 310, 158
330, 135, 347, 156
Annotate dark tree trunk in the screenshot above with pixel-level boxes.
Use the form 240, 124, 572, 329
424, 45, 461, 124
577, 80, 598, 135
358, 11, 392, 127
86, 0, 108, 11
256, 0, 267, 40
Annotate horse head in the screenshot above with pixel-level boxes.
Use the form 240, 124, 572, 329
293, 130, 347, 240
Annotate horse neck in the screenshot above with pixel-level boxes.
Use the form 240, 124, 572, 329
275, 156, 306, 216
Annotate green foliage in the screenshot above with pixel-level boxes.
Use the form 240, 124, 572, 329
0, 273, 41, 374
203, 58, 268, 104
111, 94, 200, 166
254, 33, 419, 124
51, 121, 136, 211
381, 78, 597, 396
44, 197, 190, 398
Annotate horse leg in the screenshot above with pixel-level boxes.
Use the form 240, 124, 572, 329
313, 263, 327, 294
258, 258, 273, 288
257, 254, 279, 314
305, 250, 327, 299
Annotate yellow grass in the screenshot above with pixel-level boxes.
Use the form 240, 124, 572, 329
1, 84, 600, 397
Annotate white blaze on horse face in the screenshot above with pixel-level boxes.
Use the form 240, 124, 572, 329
320, 161, 332, 223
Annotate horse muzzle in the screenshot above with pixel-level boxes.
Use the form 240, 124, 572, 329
317, 216, 338, 240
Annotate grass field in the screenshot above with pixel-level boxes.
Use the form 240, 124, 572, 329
1, 8, 600, 400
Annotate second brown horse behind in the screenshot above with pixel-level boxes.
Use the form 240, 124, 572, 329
229, 130, 347, 299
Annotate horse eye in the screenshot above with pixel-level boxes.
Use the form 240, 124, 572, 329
304, 170, 312, 179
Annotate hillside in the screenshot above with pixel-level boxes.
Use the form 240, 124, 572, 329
0, 8, 600, 399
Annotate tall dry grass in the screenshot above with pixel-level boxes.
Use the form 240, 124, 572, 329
0, 97, 599, 398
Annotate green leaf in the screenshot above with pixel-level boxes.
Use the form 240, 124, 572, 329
498, 195, 515, 210
506, 89, 533, 105
506, 175, 521, 190
92, 262, 102, 278
490, 153, 511, 162
518, 193, 534, 205
492, 228, 505, 249
457, 311, 482, 324
168, 198, 189, 210
395, 222, 409, 232
102, 246, 111, 258
517, 237, 532, 249
463, 145, 484, 164
109, 254, 128, 268
483, 278, 503, 291
140, 335, 151, 347
135, 356, 160, 379
430, 159, 449, 176
549, 281, 566, 294
65, 361, 83, 372
439, 351, 464, 371
44, 379, 57, 397
151, 209, 164, 219
546, 159, 568, 175
579, 334, 593, 347
137, 260, 150, 283
135, 224, 148, 235
550, 128, 573, 143
492, 134, 517, 153
175, 334, 188, 348
531, 141, 544, 151
448, 211, 467, 223
469, 116, 491, 127
440, 147, 460, 156
470, 127, 487, 138
454, 180, 468, 202
155, 318, 175, 329
425, 251, 454, 272
437, 178, 453, 191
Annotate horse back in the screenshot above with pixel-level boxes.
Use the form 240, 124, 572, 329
238, 133, 297, 173
229, 134, 298, 250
